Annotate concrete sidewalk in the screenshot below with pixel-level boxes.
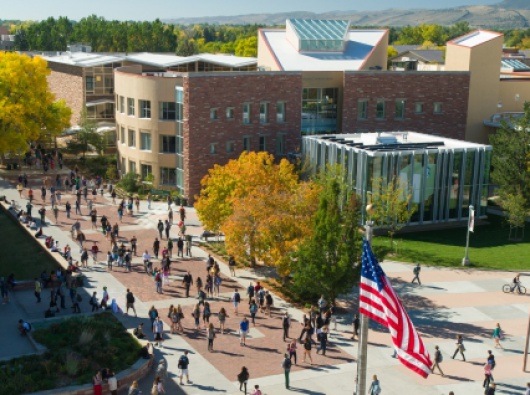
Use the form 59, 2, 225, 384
2, 171, 530, 395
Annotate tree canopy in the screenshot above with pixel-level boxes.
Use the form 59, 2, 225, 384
0, 52, 71, 156
195, 151, 318, 273
291, 166, 362, 302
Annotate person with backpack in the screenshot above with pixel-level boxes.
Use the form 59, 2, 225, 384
228, 256, 237, 277
412, 263, 421, 285
237, 366, 250, 394
182, 271, 193, 297
483, 362, 493, 389
249, 301, 258, 327
452, 334, 466, 361
240, 317, 250, 346
89, 291, 99, 312
265, 291, 274, 317
431, 345, 444, 376
126, 289, 137, 316
206, 323, 216, 352
302, 337, 313, 365
177, 351, 191, 385
487, 350, 496, 382
369, 374, 381, 395
154, 269, 163, 294
251, 384, 262, 395
281, 353, 292, 389
232, 288, 241, 315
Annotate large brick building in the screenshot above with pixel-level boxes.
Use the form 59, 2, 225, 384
46, 20, 526, 204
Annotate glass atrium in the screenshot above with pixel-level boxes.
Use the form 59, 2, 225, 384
287, 19, 350, 52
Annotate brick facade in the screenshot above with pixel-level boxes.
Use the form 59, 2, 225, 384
46, 62, 84, 126
342, 71, 470, 140
183, 72, 303, 202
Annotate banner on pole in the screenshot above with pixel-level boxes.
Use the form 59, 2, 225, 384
469, 209, 475, 233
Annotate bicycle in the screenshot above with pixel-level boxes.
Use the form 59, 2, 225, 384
502, 283, 526, 295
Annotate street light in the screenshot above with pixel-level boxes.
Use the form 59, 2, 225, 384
461, 205, 474, 266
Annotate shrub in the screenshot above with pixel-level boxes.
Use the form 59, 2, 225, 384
118, 172, 140, 193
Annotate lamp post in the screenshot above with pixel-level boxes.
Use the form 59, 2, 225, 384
461, 205, 474, 266
356, 205, 374, 395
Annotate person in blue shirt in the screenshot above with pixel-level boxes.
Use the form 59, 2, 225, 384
240, 317, 249, 346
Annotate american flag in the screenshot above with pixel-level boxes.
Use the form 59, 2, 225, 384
359, 239, 432, 378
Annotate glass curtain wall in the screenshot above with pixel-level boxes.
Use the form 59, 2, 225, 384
302, 137, 491, 225
301, 88, 338, 134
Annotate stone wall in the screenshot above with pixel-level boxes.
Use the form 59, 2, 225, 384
342, 71, 470, 140
183, 72, 303, 202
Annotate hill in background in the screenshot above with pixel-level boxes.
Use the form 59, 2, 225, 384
163, 1, 530, 28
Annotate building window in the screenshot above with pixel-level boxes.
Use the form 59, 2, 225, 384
259, 135, 266, 151
120, 126, 125, 144
434, 102, 443, 114
376, 100, 385, 120
226, 107, 234, 119
357, 99, 368, 120
243, 136, 251, 152
86, 76, 94, 93
301, 87, 338, 134
243, 103, 251, 124
127, 98, 135, 116
140, 131, 151, 151
129, 160, 136, 174
260, 102, 269, 124
160, 135, 176, 153
226, 141, 234, 153
139, 100, 151, 118
415, 102, 424, 114
141, 164, 152, 180
160, 167, 176, 186
276, 102, 286, 122
210, 108, 218, 120
119, 96, 125, 113
210, 143, 217, 154
276, 134, 285, 155
395, 100, 405, 120
159, 102, 176, 120
128, 129, 136, 148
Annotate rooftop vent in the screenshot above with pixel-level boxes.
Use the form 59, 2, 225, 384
376, 135, 399, 145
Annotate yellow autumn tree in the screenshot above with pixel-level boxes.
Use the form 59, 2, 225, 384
0, 52, 71, 158
195, 151, 318, 273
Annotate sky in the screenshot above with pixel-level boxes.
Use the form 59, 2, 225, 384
3, 0, 501, 21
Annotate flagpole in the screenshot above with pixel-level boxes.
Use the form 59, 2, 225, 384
461, 205, 474, 266
356, 218, 373, 395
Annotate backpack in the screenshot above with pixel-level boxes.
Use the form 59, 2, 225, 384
413, 266, 419, 275
283, 358, 292, 369
25, 322, 32, 332
155, 273, 161, 282
373, 383, 381, 395
250, 304, 258, 314
437, 351, 443, 363
133, 327, 139, 336
234, 292, 241, 303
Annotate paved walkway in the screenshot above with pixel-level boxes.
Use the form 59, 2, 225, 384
1, 168, 530, 395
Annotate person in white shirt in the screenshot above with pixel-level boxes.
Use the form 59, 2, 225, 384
107, 371, 118, 395
143, 250, 151, 274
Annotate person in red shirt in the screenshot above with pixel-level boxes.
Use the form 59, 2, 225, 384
91, 242, 99, 264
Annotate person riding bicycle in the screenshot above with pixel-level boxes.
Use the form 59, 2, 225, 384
511, 274, 522, 293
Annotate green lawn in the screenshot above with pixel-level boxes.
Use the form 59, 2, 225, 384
373, 215, 530, 270
0, 208, 59, 279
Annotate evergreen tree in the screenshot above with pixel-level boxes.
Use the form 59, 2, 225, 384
291, 167, 362, 302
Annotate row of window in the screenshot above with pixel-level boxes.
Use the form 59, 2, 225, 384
117, 96, 180, 121
118, 126, 177, 153
210, 102, 286, 124
357, 99, 443, 120
209, 134, 286, 156
121, 159, 177, 186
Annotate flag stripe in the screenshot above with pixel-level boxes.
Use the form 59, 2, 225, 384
359, 239, 431, 378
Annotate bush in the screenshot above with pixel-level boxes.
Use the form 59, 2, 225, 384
0, 313, 141, 394
118, 172, 140, 193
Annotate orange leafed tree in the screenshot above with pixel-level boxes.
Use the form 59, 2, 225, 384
195, 151, 318, 273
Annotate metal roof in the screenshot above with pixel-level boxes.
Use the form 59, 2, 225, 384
449, 30, 502, 48
289, 19, 350, 41
390, 50, 445, 64
42, 52, 123, 67
261, 29, 387, 71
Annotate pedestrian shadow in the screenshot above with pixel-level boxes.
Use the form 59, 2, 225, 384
245, 345, 282, 353
187, 383, 227, 392
502, 348, 524, 354
215, 350, 244, 357
496, 383, 526, 393
287, 388, 326, 395
442, 374, 474, 382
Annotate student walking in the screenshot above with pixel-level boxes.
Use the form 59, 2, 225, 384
232, 288, 241, 315
153, 316, 164, 347
207, 323, 216, 352
411, 263, 421, 285
240, 317, 249, 346
281, 353, 292, 389
126, 289, 137, 316
483, 362, 493, 389
303, 337, 313, 365
369, 375, 382, 395
452, 334, 466, 361
493, 323, 503, 349
351, 313, 360, 340
177, 351, 191, 385
282, 312, 291, 341
237, 367, 250, 395
431, 345, 445, 376
218, 307, 228, 334
288, 339, 297, 364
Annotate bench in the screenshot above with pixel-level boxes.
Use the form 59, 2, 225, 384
200, 230, 222, 241
150, 189, 170, 197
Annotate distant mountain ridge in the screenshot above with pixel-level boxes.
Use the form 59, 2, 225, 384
163, 1, 530, 28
